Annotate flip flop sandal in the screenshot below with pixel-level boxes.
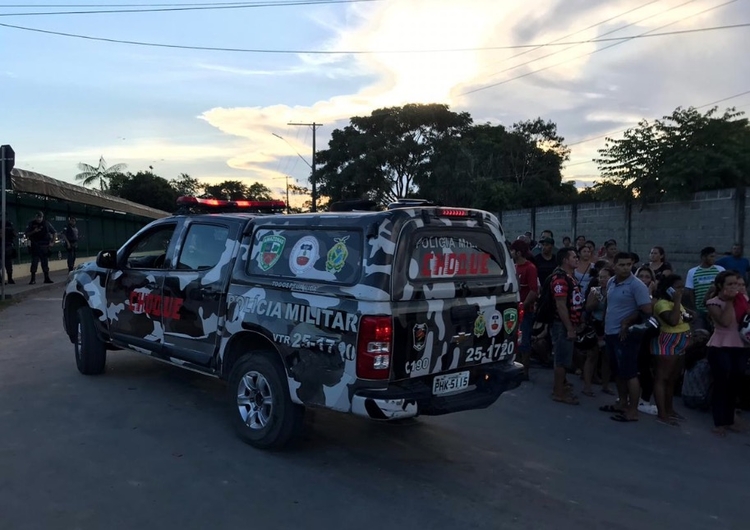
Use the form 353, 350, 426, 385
552, 395, 580, 405
657, 418, 680, 427
581, 390, 596, 397
610, 414, 638, 422
599, 405, 621, 413
670, 412, 686, 421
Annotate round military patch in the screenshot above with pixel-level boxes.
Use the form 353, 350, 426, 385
289, 235, 320, 275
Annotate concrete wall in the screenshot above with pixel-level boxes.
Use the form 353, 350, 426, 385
498, 187, 744, 277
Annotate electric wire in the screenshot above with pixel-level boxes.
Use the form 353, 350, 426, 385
459, 0, 738, 96
0, 20, 746, 54
0, 0, 381, 15
567, 89, 750, 148
475, 0, 695, 87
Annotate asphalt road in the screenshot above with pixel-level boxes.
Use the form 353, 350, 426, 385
1, 293, 748, 530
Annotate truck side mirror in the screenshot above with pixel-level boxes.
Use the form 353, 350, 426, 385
96, 250, 118, 269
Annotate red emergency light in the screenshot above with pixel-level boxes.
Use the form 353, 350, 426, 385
436, 207, 470, 218
176, 196, 287, 214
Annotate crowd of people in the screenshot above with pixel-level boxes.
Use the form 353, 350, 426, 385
511, 231, 750, 437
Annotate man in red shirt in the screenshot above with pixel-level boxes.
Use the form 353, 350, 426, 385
510, 240, 538, 380
550, 247, 584, 404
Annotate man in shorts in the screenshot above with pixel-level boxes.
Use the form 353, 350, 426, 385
550, 247, 584, 405
604, 252, 653, 422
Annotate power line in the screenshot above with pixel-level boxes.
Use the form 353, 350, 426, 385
2, 2, 271, 5
459, 0, 739, 96
476, 0, 693, 87
0, 0, 380, 16
0, 20, 747, 54
567, 89, 750, 147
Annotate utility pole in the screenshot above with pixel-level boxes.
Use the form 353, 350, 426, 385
285, 175, 290, 214
1, 144, 16, 300
287, 122, 321, 212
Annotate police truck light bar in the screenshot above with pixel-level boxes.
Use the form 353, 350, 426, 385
176, 196, 286, 214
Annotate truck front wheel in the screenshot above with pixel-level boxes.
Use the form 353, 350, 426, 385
74, 306, 107, 375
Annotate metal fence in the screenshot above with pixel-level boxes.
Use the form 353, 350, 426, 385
4, 191, 155, 264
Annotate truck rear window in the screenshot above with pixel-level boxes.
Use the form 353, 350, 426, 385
409, 231, 506, 281
247, 228, 362, 285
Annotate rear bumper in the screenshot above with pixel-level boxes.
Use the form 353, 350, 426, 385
351, 361, 524, 420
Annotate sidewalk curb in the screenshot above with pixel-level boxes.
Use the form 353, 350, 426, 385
1, 271, 70, 302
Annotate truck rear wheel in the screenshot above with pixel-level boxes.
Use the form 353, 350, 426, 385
75, 306, 107, 375
228, 352, 304, 450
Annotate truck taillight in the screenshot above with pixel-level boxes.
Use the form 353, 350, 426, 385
517, 302, 525, 347
356, 316, 392, 380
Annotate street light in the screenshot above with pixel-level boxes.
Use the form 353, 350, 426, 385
271, 133, 312, 169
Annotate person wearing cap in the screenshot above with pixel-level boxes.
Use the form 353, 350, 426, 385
532, 229, 556, 256
534, 236, 557, 284
25, 211, 56, 284
510, 239, 538, 380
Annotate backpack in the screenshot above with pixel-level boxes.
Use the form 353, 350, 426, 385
535, 269, 575, 325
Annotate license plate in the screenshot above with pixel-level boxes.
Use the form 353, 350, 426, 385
432, 371, 470, 395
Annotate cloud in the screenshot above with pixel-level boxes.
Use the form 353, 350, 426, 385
198, 0, 750, 190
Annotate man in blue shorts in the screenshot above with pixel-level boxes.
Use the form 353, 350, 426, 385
604, 252, 653, 422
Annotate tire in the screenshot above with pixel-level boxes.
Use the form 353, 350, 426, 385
75, 306, 107, 375
228, 352, 304, 450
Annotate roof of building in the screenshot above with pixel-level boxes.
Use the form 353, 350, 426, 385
9, 168, 169, 220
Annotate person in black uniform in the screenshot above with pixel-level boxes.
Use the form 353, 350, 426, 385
2, 220, 17, 284
25, 211, 56, 284
62, 216, 79, 272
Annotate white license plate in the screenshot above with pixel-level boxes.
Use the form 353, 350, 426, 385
432, 371, 470, 395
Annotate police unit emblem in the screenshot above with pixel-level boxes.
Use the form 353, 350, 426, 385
473, 313, 486, 337
503, 308, 518, 335
412, 323, 427, 352
289, 235, 319, 275
326, 236, 350, 274
487, 310, 503, 338
257, 234, 285, 271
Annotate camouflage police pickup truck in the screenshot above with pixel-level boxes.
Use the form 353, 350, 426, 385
62, 197, 524, 449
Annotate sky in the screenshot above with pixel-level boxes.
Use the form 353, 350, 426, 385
1, 0, 749, 204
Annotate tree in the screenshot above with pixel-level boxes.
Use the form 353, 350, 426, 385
109, 171, 179, 211
595, 106, 750, 203
288, 184, 312, 213
316, 103, 473, 205
246, 182, 273, 201
75, 156, 127, 191
203, 180, 274, 201
170, 173, 203, 196
204, 180, 249, 200
418, 120, 573, 210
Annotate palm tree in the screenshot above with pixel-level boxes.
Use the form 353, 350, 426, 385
75, 156, 127, 191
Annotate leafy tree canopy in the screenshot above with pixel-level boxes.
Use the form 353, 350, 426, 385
316, 103, 472, 205
170, 173, 203, 197
594, 106, 750, 203
108, 170, 179, 212
203, 180, 273, 201
419, 119, 572, 210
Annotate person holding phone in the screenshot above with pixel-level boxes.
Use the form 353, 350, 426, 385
651, 275, 693, 426
24, 211, 56, 284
